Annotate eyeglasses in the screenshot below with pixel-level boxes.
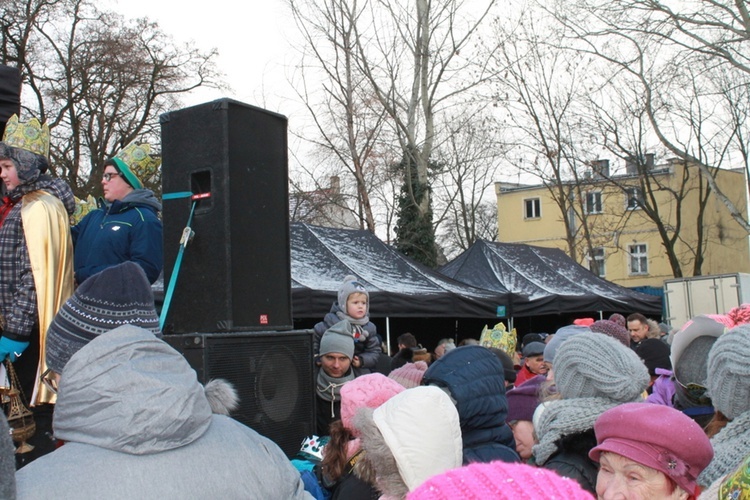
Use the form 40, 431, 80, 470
40, 368, 58, 394
102, 172, 122, 182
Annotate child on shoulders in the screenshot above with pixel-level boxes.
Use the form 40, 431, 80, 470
313, 275, 380, 371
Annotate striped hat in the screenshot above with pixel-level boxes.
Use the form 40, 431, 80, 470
45, 262, 161, 373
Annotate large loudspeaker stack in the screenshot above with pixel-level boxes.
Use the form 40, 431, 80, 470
0, 65, 21, 137
161, 98, 293, 333
160, 99, 313, 457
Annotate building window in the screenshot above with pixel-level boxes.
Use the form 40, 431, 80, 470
588, 247, 606, 278
524, 198, 541, 219
625, 187, 642, 210
585, 191, 602, 214
629, 244, 648, 274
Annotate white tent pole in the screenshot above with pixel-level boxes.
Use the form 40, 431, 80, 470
386, 316, 391, 356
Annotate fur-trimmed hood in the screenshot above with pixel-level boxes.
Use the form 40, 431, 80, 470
353, 386, 462, 498
54, 325, 237, 454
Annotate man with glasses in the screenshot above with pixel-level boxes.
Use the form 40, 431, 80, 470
71, 142, 163, 284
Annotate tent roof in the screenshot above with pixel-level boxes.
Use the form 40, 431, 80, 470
439, 240, 662, 316
291, 223, 512, 318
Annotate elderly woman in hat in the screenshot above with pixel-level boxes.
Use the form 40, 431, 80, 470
590, 403, 713, 499
532, 332, 649, 495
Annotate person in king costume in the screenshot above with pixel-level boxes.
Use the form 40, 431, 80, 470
0, 114, 75, 464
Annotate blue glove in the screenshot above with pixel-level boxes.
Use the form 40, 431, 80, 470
0, 336, 30, 362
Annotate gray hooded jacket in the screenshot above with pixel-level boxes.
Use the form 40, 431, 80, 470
15, 325, 312, 499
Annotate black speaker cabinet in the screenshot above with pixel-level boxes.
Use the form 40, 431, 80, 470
160, 99, 292, 333
165, 330, 315, 457
0, 65, 20, 135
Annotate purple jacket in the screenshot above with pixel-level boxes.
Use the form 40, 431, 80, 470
646, 368, 675, 407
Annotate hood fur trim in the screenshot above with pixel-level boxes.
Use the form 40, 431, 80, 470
204, 379, 239, 415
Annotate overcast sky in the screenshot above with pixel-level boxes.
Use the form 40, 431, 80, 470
109, 0, 299, 115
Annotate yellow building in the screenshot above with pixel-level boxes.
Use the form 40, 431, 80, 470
495, 158, 750, 287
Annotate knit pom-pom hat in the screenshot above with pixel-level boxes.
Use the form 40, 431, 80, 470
608, 313, 626, 328
340, 373, 404, 434
589, 320, 630, 347
337, 275, 369, 311
46, 261, 160, 374
406, 460, 594, 500
707, 324, 750, 419
553, 332, 649, 402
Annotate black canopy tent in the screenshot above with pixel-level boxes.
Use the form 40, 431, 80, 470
290, 223, 513, 323
439, 239, 662, 319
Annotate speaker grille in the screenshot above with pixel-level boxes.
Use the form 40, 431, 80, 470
167, 331, 315, 457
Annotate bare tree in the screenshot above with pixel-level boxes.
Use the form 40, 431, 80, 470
1, 0, 224, 197
588, 80, 720, 278
542, 0, 750, 233
287, 0, 390, 232
489, 11, 616, 265
287, 0, 500, 264
432, 109, 504, 256
357, 0, 499, 264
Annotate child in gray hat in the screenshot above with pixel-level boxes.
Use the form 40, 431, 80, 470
313, 275, 381, 372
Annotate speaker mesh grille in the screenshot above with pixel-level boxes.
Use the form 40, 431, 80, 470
202, 333, 314, 457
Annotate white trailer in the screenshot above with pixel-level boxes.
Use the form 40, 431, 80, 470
664, 273, 750, 330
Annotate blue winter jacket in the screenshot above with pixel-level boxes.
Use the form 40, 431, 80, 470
71, 189, 162, 284
422, 345, 520, 465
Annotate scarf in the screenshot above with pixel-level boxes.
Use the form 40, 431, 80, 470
317, 369, 356, 417
698, 410, 750, 487
532, 397, 622, 465
0, 196, 15, 227
336, 311, 370, 343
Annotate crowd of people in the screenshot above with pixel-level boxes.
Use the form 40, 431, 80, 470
299, 277, 750, 500
2, 114, 750, 499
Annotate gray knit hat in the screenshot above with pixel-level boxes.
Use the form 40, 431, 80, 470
554, 332, 649, 402
46, 262, 161, 374
707, 324, 750, 419
319, 320, 355, 360
337, 275, 369, 311
544, 325, 589, 364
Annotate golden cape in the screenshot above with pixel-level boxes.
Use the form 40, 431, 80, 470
21, 190, 74, 405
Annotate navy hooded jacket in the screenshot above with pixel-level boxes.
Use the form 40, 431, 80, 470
422, 345, 520, 464
71, 189, 162, 284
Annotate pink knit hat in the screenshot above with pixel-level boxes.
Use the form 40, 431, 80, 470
589, 403, 713, 496
340, 373, 404, 434
406, 461, 594, 499
388, 361, 428, 389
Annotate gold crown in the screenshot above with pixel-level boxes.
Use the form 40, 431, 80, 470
70, 195, 98, 225
2, 114, 50, 157
115, 142, 161, 182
